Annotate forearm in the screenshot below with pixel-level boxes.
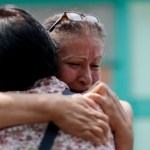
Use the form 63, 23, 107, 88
87, 82, 134, 149
114, 124, 133, 150
114, 101, 134, 150
0, 92, 57, 128
0, 92, 112, 144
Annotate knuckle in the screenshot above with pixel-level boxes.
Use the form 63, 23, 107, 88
81, 130, 93, 140
99, 82, 107, 89
97, 128, 104, 135
87, 110, 96, 117
103, 115, 109, 122
103, 96, 107, 102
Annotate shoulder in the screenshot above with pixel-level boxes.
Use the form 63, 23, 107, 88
120, 100, 133, 123
28, 76, 68, 94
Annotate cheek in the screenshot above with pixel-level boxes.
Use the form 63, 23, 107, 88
58, 65, 77, 84
92, 70, 101, 84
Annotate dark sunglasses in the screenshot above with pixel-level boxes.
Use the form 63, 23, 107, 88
48, 12, 100, 32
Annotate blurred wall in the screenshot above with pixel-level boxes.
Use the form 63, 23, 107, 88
128, 1, 150, 149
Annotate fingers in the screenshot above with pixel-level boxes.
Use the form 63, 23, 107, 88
88, 82, 118, 101
88, 82, 106, 96
79, 127, 108, 146
73, 110, 110, 145
79, 130, 101, 145
86, 82, 121, 111
55, 93, 111, 145
82, 95, 110, 144
84, 81, 102, 93
88, 83, 130, 127
83, 94, 100, 110
94, 119, 110, 143
84, 92, 107, 111
74, 95, 110, 145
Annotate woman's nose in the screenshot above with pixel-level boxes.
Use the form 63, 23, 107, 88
78, 69, 92, 86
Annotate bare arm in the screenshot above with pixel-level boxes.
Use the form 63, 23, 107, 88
86, 82, 133, 150
115, 100, 133, 150
0, 92, 58, 127
0, 92, 109, 145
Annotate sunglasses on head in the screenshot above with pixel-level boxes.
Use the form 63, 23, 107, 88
48, 12, 100, 32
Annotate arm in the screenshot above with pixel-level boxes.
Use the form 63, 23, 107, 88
86, 83, 133, 150
114, 100, 133, 150
0, 92, 109, 145
0, 92, 58, 127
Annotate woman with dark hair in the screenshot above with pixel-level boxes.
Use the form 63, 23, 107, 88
0, 6, 57, 91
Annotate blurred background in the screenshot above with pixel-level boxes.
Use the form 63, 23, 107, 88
0, 0, 150, 149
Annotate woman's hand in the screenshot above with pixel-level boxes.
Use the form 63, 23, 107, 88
0, 92, 109, 145
86, 82, 133, 150
49, 94, 110, 145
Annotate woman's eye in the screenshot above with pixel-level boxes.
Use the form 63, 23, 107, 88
91, 64, 100, 70
91, 64, 100, 68
67, 63, 80, 66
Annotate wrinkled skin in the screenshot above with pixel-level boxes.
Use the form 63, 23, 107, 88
57, 35, 102, 92
84, 82, 133, 150
50, 94, 109, 145
55, 34, 133, 149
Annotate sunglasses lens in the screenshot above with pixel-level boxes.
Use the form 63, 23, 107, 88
49, 12, 100, 32
85, 15, 99, 23
66, 13, 82, 21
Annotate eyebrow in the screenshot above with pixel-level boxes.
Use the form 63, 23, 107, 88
61, 55, 102, 60
62, 55, 85, 60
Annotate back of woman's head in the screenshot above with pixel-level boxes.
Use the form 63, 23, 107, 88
43, 11, 105, 51
0, 6, 57, 91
